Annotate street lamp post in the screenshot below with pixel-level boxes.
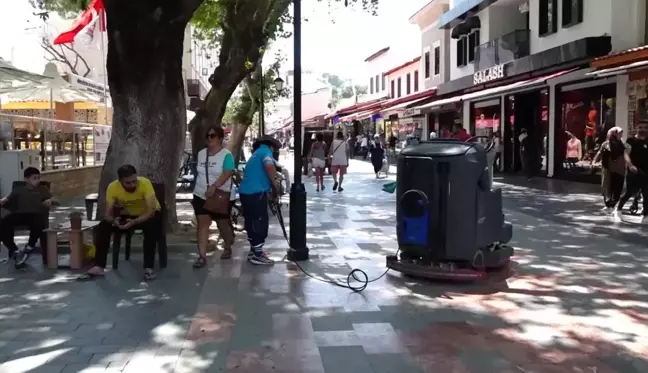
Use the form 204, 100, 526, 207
258, 70, 286, 139
287, 0, 308, 261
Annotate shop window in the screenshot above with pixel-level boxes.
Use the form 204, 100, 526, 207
468, 30, 480, 63
471, 101, 500, 138
562, 0, 583, 28
406, 73, 411, 95
414, 70, 419, 92
539, 0, 557, 36
457, 37, 467, 67
391, 80, 395, 98
424, 51, 431, 78
434, 46, 440, 75
397, 77, 402, 98
556, 84, 616, 180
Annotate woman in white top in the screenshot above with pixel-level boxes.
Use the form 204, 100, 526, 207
328, 131, 349, 192
192, 126, 236, 267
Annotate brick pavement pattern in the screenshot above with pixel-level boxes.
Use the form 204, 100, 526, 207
0, 159, 647, 372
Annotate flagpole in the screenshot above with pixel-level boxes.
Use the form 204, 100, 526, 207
99, 8, 108, 126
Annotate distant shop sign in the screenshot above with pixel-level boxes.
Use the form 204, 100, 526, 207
64, 73, 107, 98
402, 108, 421, 117
473, 64, 505, 85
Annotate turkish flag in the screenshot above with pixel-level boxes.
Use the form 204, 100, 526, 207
53, 0, 106, 45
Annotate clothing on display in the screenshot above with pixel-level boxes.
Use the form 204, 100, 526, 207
566, 137, 582, 161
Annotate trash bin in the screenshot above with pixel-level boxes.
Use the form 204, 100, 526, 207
396, 140, 512, 266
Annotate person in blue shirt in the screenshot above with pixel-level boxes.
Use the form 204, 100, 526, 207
239, 135, 281, 265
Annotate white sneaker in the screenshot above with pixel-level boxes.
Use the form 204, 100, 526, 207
612, 209, 623, 221
601, 206, 613, 213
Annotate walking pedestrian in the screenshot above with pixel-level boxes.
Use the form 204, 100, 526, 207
191, 126, 236, 267
239, 135, 281, 265
329, 131, 349, 192
492, 132, 502, 172
360, 134, 369, 160
593, 126, 626, 212
369, 134, 385, 179
613, 121, 648, 221
308, 133, 327, 192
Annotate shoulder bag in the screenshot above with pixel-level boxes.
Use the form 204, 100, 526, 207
203, 150, 231, 215
330, 140, 347, 165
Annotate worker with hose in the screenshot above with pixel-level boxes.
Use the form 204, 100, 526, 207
238, 135, 282, 265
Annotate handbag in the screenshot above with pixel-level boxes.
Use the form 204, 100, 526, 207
202, 150, 230, 215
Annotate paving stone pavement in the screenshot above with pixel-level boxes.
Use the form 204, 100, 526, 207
0, 159, 647, 372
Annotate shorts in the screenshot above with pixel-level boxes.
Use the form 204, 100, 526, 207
312, 158, 326, 168
331, 165, 347, 175
192, 195, 231, 220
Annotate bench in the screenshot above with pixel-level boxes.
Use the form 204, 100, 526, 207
85, 191, 193, 220
0, 181, 52, 266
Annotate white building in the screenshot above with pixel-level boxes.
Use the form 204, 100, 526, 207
363, 47, 392, 100
402, 0, 648, 183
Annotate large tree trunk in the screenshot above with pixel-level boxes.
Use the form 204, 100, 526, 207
98, 0, 200, 227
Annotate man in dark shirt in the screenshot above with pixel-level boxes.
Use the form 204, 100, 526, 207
0, 167, 56, 267
614, 121, 648, 221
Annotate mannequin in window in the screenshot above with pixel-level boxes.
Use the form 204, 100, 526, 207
565, 131, 582, 168
599, 98, 616, 144
585, 103, 598, 158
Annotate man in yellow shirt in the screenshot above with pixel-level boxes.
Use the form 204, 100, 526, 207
79, 164, 161, 281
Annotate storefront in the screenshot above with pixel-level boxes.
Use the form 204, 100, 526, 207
551, 78, 617, 182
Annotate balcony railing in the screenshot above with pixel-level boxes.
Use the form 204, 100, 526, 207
474, 29, 530, 72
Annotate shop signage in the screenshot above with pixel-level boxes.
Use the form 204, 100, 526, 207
473, 64, 505, 85
64, 73, 108, 99
402, 108, 421, 117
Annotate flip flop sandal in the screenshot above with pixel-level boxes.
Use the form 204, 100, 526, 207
193, 256, 207, 269
77, 272, 104, 281
220, 250, 232, 260
144, 271, 157, 281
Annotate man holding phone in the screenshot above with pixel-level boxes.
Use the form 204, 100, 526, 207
78, 164, 161, 281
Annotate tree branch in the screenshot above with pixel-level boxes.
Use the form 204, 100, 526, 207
40, 38, 91, 77
61, 43, 91, 77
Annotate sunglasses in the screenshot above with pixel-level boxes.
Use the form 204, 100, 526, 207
206, 133, 218, 139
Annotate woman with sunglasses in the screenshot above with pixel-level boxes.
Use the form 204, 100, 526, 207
191, 126, 236, 268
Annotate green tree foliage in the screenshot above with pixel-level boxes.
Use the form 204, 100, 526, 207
321, 73, 368, 107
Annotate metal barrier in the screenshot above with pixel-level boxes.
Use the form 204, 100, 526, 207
0, 113, 111, 170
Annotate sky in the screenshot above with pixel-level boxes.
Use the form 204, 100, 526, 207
0, 0, 430, 81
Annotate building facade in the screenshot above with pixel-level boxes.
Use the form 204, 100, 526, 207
402, 0, 647, 182
385, 57, 421, 99
363, 47, 394, 100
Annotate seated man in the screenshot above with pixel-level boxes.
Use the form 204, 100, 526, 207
0, 167, 56, 267
79, 164, 161, 281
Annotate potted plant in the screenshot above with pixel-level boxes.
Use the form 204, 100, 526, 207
69, 211, 83, 230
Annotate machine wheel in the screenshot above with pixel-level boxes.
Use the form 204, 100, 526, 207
630, 204, 639, 215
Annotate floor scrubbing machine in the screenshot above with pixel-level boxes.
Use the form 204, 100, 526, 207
386, 136, 514, 281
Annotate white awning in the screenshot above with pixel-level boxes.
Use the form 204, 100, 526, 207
462, 69, 574, 102
588, 59, 648, 78
411, 95, 462, 112
381, 96, 431, 117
